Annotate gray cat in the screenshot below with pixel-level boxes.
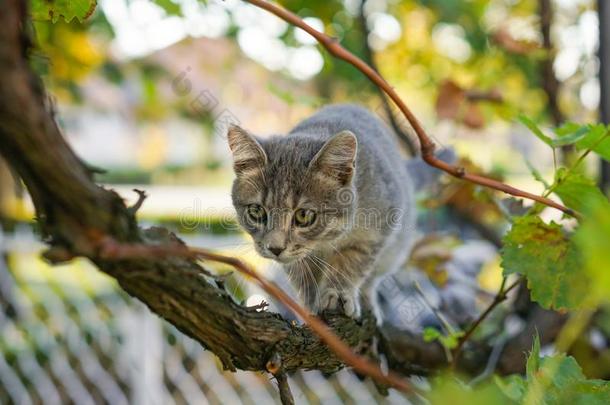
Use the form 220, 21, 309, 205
227, 104, 416, 322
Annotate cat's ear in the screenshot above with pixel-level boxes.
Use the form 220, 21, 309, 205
309, 130, 358, 186
227, 125, 267, 176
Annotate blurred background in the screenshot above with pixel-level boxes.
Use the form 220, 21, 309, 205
0, 0, 608, 403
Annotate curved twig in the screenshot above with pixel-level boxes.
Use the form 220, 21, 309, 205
452, 278, 521, 362
244, 0, 575, 217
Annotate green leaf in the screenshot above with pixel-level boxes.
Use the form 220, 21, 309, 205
553, 169, 610, 214
556, 123, 610, 162
499, 340, 610, 404
550, 125, 588, 147
574, 197, 610, 304
495, 375, 526, 402
31, 0, 97, 23
423, 327, 464, 350
428, 375, 517, 405
524, 344, 610, 404
524, 159, 550, 188
501, 216, 589, 310
423, 327, 442, 342
555, 122, 584, 137
526, 334, 541, 379
519, 115, 552, 146
575, 124, 610, 162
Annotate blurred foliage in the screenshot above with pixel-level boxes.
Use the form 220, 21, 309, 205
31, 0, 97, 23
497, 336, 610, 404
427, 374, 516, 404
30, 0, 599, 124
423, 326, 464, 351
574, 197, 610, 304
428, 336, 610, 403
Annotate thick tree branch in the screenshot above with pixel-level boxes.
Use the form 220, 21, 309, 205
97, 239, 415, 393
244, 0, 575, 217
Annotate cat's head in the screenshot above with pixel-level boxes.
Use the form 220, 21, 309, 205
227, 125, 358, 263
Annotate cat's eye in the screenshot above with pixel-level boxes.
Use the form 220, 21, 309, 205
246, 204, 266, 223
294, 208, 316, 227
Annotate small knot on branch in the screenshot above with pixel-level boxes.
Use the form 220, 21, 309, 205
421, 141, 436, 158
456, 166, 466, 177
266, 352, 282, 375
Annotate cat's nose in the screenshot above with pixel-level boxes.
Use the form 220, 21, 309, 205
268, 246, 285, 257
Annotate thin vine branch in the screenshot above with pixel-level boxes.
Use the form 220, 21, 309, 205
452, 277, 522, 362
244, 0, 576, 217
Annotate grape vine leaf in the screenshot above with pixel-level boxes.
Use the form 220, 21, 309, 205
550, 127, 588, 147
31, 0, 97, 23
427, 375, 516, 404
423, 327, 464, 350
574, 197, 610, 303
497, 336, 610, 404
519, 115, 552, 146
501, 216, 589, 310
553, 169, 610, 214
556, 123, 610, 162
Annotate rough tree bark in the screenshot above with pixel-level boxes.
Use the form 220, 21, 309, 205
0, 0, 563, 392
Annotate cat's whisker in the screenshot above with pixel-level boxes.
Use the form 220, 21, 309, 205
301, 261, 312, 308
306, 256, 339, 292
302, 258, 320, 307
327, 242, 349, 262
309, 255, 352, 292
298, 246, 349, 289
292, 259, 307, 305
310, 254, 352, 286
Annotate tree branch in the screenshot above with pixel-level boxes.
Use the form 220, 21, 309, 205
97, 238, 415, 393
244, 0, 576, 217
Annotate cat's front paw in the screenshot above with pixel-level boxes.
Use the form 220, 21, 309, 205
318, 288, 361, 318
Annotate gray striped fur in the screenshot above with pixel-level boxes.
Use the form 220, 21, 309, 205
228, 104, 416, 322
